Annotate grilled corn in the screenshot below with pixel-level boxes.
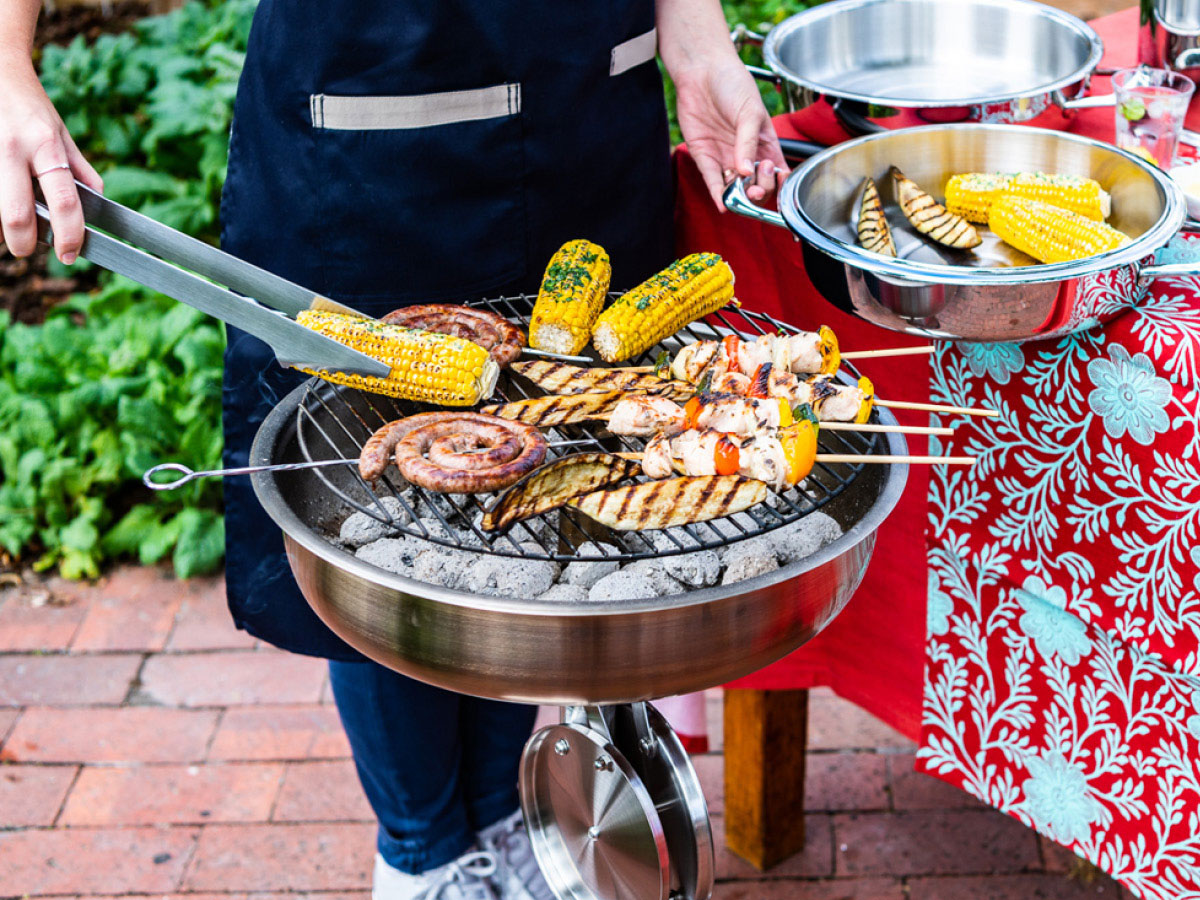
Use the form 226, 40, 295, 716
295, 310, 499, 405
529, 240, 612, 355
591, 253, 735, 362
945, 172, 1112, 223
988, 195, 1131, 264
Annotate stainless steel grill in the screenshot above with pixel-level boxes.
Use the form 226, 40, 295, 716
294, 294, 883, 562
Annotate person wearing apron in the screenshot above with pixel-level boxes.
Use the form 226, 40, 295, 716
0, 1, 784, 896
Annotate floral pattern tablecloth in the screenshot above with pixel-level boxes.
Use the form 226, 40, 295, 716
918, 234, 1200, 899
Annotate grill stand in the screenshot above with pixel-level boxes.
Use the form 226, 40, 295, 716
520, 702, 713, 900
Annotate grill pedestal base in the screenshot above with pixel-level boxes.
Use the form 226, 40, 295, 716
519, 703, 713, 900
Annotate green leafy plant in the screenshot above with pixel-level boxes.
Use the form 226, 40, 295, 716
0, 0, 254, 578
0, 278, 225, 578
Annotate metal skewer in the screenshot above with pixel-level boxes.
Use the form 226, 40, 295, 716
144, 439, 599, 491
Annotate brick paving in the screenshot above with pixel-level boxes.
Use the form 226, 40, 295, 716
0, 566, 1127, 898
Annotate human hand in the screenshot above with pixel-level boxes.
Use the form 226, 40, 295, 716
673, 60, 787, 211
0, 52, 103, 264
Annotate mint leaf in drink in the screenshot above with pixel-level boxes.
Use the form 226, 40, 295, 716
1121, 97, 1147, 122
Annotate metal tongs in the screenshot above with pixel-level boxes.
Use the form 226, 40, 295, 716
33, 181, 390, 378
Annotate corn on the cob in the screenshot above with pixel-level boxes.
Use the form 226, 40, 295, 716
591, 253, 735, 363
987, 195, 1131, 264
295, 310, 499, 405
529, 240, 611, 355
945, 172, 1112, 223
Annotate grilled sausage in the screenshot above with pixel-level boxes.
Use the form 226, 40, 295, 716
392, 413, 548, 493
382, 305, 526, 366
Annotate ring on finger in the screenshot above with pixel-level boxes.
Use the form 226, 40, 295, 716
34, 163, 71, 179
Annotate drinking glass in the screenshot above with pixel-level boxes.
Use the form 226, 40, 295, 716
1113, 66, 1195, 169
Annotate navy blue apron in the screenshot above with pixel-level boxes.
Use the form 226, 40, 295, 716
220, 0, 673, 658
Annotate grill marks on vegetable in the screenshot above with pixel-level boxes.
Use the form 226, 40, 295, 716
567, 475, 768, 530
890, 166, 981, 250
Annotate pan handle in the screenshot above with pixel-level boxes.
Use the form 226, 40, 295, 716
1057, 91, 1117, 111
730, 24, 781, 86
722, 170, 787, 230
1140, 260, 1200, 280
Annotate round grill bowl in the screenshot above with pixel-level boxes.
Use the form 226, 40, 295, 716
250, 381, 907, 705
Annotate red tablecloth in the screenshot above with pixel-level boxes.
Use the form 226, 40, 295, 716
677, 8, 1200, 897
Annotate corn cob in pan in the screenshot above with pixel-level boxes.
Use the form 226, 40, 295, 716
591, 252, 735, 362
529, 240, 611, 355
987, 196, 1130, 265
945, 172, 1111, 223
295, 310, 499, 405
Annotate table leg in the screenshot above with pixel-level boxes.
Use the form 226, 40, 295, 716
723, 688, 808, 871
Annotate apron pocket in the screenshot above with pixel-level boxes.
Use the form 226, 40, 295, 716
312, 83, 526, 304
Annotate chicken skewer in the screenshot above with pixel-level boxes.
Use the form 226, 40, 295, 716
621, 426, 974, 491
618, 332, 933, 378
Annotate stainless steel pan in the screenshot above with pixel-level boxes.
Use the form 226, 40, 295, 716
724, 124, 1199, 343
737, 0, 1112, 133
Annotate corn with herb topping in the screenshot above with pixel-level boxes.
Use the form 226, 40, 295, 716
591, 253, 735, 363
529, 240, 612, 355
295, 310, 499, 404
945, 172, 1112, 223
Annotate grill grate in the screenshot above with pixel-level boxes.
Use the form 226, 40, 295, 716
293, 295, 882, 563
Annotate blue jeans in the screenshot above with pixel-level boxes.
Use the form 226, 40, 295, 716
328, 659, 538, 874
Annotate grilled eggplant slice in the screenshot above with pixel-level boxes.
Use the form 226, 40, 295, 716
481, 453, 639, 531
481, 391, 628, 427
567, 475, 767, 531
512, 360, 691, 398
889, 166, 981, 250
856, 177, 896, 257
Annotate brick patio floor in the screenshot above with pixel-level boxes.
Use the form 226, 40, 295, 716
0, 566, 1125, 899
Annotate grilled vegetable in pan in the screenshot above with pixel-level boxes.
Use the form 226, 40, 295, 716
511, 360, 692, 398
481, 390, 630, 427
889, 166, 981, 250
591, 253, 735, 362
568, 475, 767, 531
987, 195, 1130, 264
529, 240, 612, 356
296, 310, 499, 405
856, 177, 896, 257
481, 452, 639, 531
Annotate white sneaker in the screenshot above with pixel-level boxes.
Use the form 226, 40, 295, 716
373, 849, 499, 900
477, 810, 556, 900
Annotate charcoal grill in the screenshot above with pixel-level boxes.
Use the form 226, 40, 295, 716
249, 298, 907, 900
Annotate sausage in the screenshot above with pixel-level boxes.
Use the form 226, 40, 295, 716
393, 413, 548, 493
359, 410, 499, 481
382, 305, 526, 366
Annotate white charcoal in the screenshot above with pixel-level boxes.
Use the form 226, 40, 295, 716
661, 549, 721, 587
464, 554, 557, 598
537, 583, 589, 604
772, 512, 843, 565
588, 570, 659, 603
354, 537, 421, 575
722, 552, 779, 585
412, 547, 478, 590
563, 541, 621, 589
338, 497, 412, 547
717, 534, 778, 566
621, 560, 683, 596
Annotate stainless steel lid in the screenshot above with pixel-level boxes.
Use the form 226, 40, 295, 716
763, 0, 1104, 107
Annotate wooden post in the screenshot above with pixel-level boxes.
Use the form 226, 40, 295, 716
723, 689, 809, 871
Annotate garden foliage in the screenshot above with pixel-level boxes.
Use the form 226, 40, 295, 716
0, 0, 255, 578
